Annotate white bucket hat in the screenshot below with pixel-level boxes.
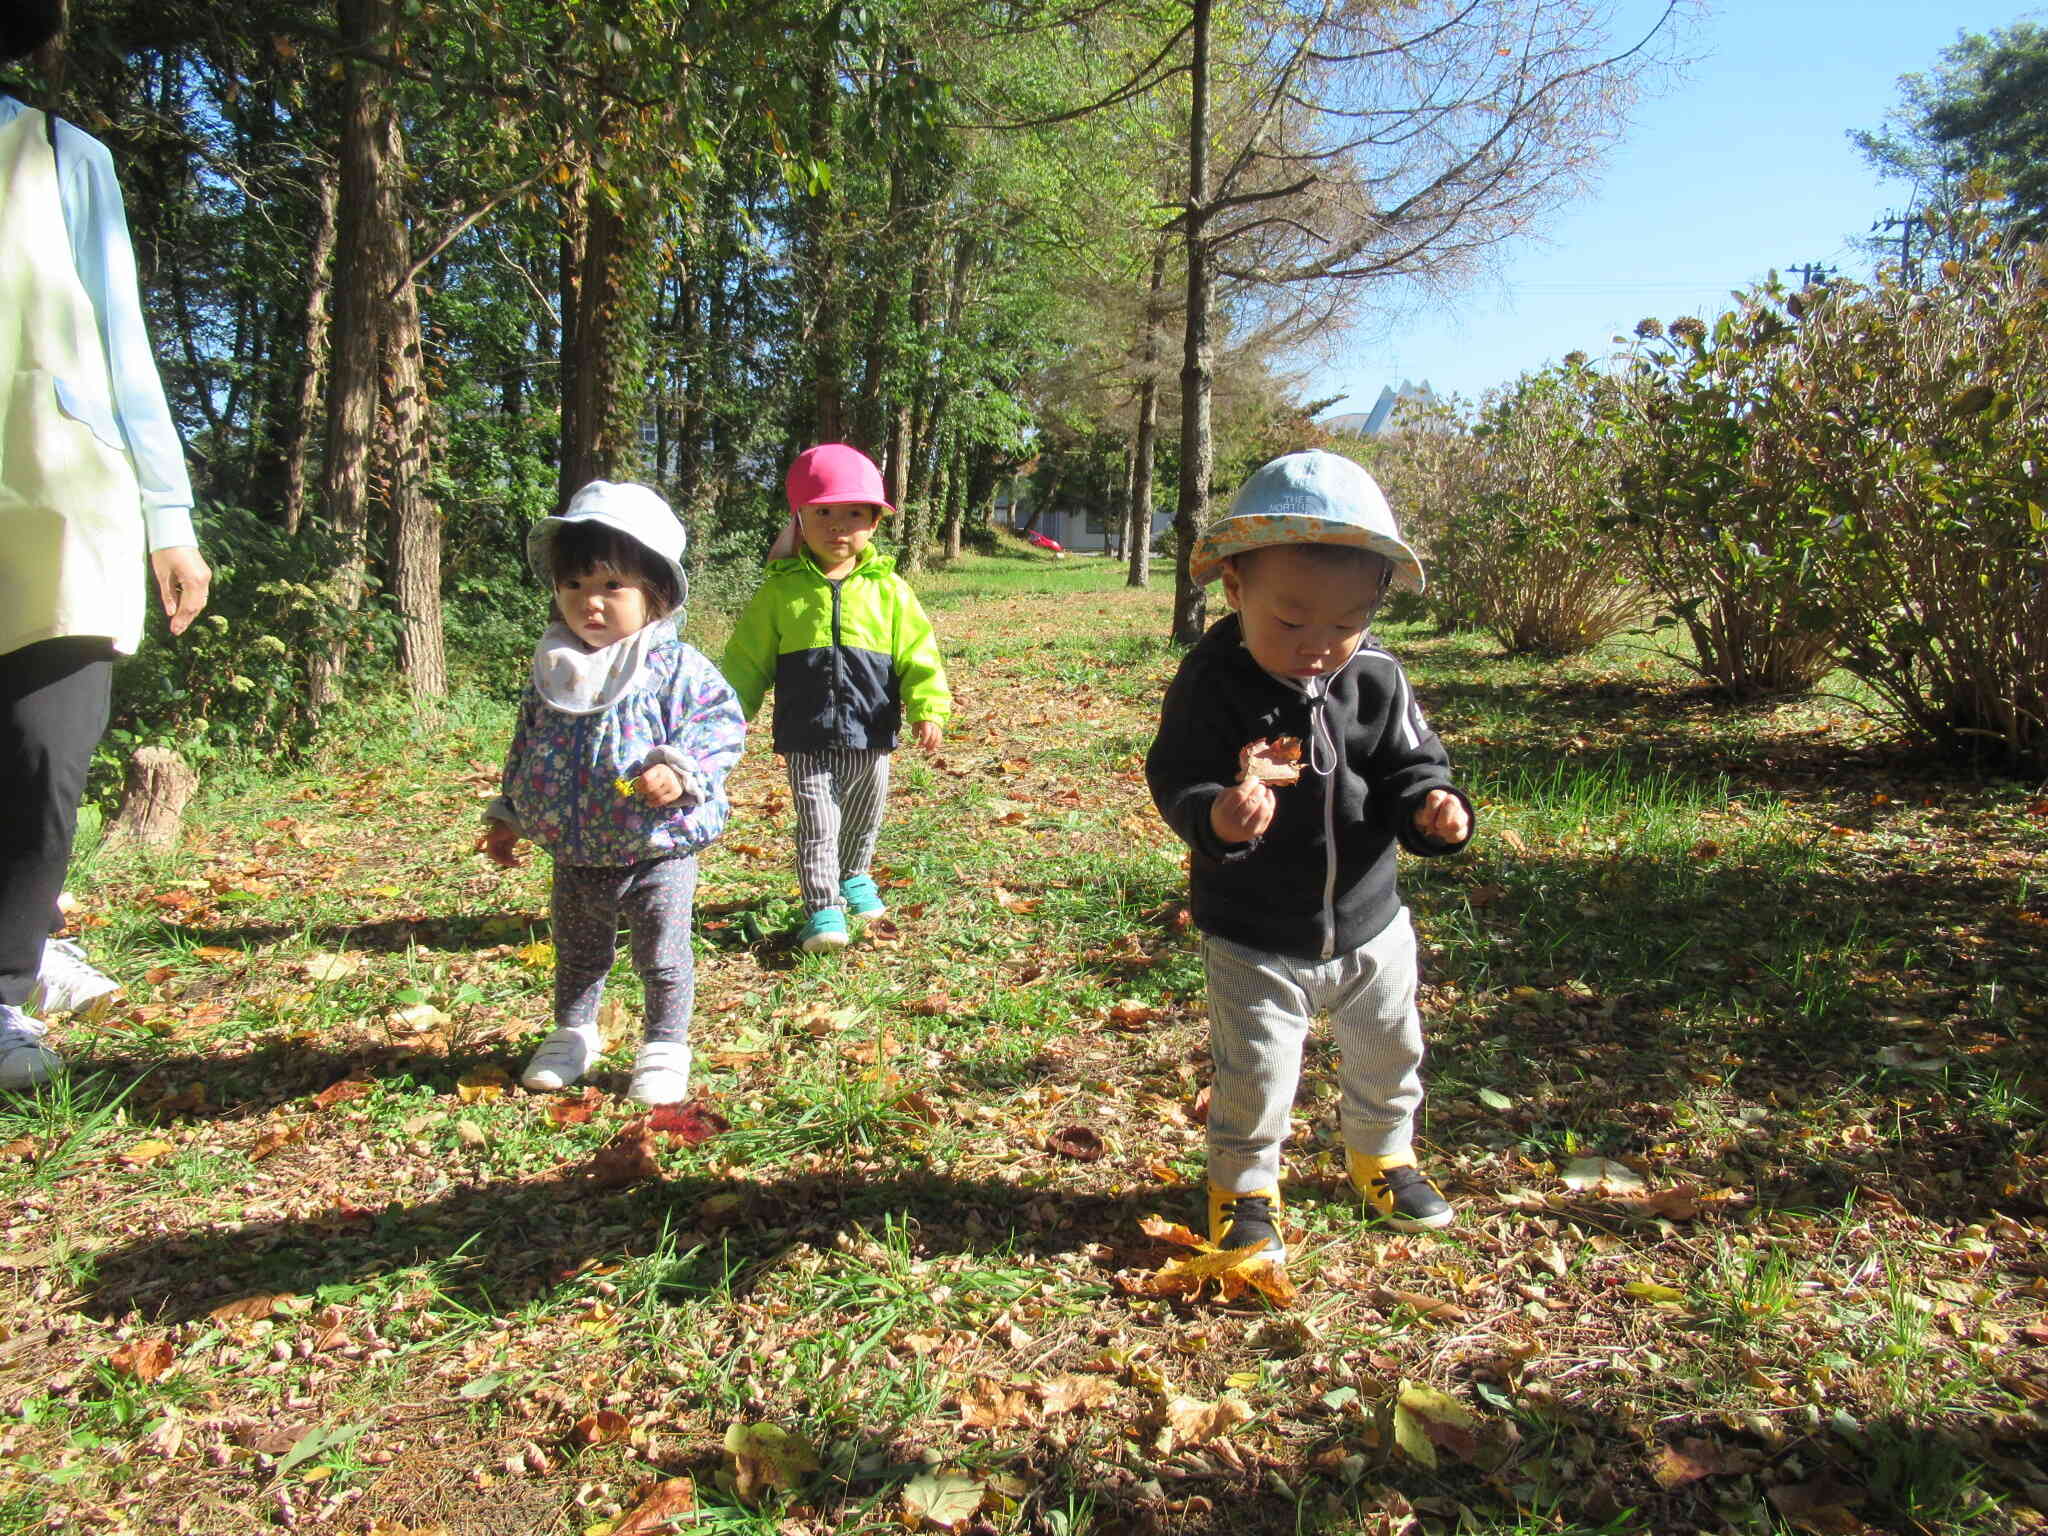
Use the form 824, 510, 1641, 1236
1190, 451, 1424, 593
527, 480, 689, 604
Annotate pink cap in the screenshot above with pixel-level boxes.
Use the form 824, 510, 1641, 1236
785, 443, 894, 516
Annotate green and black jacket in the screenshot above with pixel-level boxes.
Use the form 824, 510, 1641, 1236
721, 545, 951, 754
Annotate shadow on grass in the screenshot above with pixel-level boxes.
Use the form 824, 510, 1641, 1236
70, 1143, 2044, 1534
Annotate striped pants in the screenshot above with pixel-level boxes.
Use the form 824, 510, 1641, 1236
1203, 908, 1426, 1193
785, 747, 891, 912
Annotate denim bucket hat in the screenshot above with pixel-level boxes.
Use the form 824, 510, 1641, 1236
528, 480, 689, 604
1190, 450, 1424, 593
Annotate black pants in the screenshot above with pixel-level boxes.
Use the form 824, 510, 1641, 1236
0, 638, 114, 1007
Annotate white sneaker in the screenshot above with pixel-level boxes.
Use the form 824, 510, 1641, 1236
627, 1041, 691, 1106
0, 1006, 63, 1091
31, 937, 121, 1018
520, 1024, 602, 1091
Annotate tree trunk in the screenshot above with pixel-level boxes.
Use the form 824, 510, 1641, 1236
106, 747, 198, 851
310, 0, 392, 709
283, 167, 338, 535
559, 190, 649, 500
941, 431, 967, 561
1129, 240, 1168, 589
885, 402, 911, 509
378, 110, 444, 700
1172, 0, 1215, 647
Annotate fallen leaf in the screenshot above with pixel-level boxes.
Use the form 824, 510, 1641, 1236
990, 885, 1039, 914
1498, 827, 1529, 854
960, 1378, 1036, 1429
1652, 1437, 1763, 1490
576, 1122, 664, 1189
457, 1065, 514, 1103
1047, 1124, 1105, 1161
1034, 1374, 1116, 1416
0, 1137, 35, 1162
647, 1100, 729, 1146
605, 1476, 697, 1536
392, 1002, 452, 1033
301, 951, 360, 982
210, 1293, 291, 1324
248, 1123, 304, 1160
572, 1409, 630, 1446
902, 1467, 986, 1531
1127, 1215, 1298, 1307
1392, 1381, 1483, 1469
546, 1086, 606, 1125
721, 1422, 819, 1505
1560, 1156, 1645, 1193
311, 1078, 373, 1110
1374, 1287, 1470, 1323
515, 941, 555, 971
118, 1138, 177, 1166
1623, 1280, 1687, 1304
1105, 998, 1160, 1030
1163, 1393, 1251, 1446
108, 1338, 175, 1381
1767, 1477, 1869, 1534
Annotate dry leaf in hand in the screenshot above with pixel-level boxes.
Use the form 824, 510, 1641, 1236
1238, 736, 1303, 785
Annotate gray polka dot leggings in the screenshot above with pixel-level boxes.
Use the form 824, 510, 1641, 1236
551, 854, 696, 1045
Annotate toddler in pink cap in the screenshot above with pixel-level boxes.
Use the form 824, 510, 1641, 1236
721, 445, 952, 953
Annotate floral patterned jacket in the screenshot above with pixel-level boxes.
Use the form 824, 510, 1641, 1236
488, 619, 746, 868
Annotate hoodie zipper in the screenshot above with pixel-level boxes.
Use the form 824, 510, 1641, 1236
1305, 678, 1340, 959
826, 572, 846, 738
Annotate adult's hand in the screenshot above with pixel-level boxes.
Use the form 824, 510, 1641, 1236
151, 546, 212, 636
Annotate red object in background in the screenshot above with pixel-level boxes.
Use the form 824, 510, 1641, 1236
1027, 530, 1063, 552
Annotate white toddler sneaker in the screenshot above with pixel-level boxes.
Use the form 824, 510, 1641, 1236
0, 1006, 63, 1091
32, 937, 121, 1018
521, 1024, 602, 1091
627, 1041, 691, 1106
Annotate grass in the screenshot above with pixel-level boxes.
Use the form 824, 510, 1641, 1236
0, 547, 2044, 1534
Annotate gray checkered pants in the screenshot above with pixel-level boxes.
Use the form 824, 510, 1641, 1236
785, 747, 891, 912
1203, 907, 1426, 1193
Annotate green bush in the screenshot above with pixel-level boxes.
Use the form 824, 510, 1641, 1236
1759, 215, 2048, 771
104, 507, 399, 783
1607, 303, 1843, 696
1439, 367, 1649, 657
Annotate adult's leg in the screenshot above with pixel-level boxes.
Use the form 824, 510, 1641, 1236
624, 854, 697, 1046
0, 639, 114, 1008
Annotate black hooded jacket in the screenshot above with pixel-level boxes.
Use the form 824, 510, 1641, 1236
1147, 613, 1472, 960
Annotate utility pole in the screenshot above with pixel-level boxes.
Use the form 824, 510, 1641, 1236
1787, 261, 1837, 289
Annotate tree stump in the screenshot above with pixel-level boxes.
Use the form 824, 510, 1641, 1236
106, 746, 198, 851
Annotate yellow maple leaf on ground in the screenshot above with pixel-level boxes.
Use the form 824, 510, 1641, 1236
1125, 1214, 1298, 1306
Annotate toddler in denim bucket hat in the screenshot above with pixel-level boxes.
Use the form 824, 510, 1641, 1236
1148, 449, 1472, 1268
1190, 449, 1425, 592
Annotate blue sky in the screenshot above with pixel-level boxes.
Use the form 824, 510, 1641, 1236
1309, 0, 2035, 416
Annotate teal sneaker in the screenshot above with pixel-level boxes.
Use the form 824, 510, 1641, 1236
840, 874, 887, 920
798, 907, 849, 954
